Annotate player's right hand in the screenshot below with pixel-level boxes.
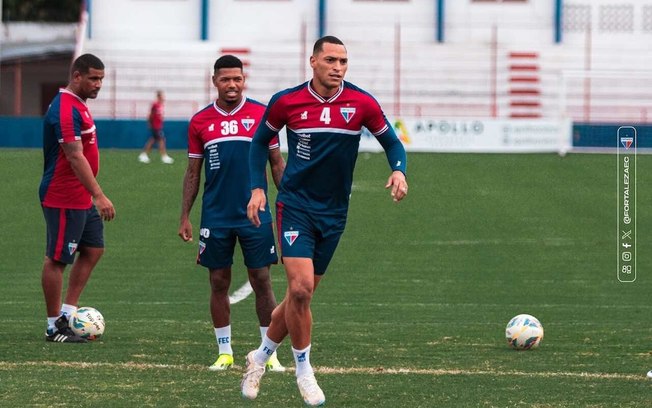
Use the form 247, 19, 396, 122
178, 219, 193, 242
247, 188, 267, 228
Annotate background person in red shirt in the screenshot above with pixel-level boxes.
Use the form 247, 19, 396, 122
139, 90, 174, 164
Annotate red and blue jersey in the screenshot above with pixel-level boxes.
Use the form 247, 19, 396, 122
188, 97, 280, 228
250, 81, 407, 215
39, 89, 99, 209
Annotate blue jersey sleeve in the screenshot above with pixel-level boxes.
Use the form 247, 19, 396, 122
251, 92, 286, 189
376, 120, 407, 176
250, 123, 277, 189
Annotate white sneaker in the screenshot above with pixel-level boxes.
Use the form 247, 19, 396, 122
161, 155, 174, 164
296, 373, 325, 406
241, 350, 266, 400
266, 351, 286, 372
138, 152, 150, 164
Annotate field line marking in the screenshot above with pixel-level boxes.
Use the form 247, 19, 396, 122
0, 361, 643, 381
229, 281, 253, 304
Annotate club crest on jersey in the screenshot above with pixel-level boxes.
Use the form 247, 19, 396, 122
301, 111, 308, 120
340, 107, 356, 123
68, 242, 78, 255
241, 118, 255, 131
198, 241, 206, 255
284, 230, 299, 246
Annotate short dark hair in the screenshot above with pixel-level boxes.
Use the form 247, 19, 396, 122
214, 55, 243, 72
313, 36, 345, 55
71, 53, 104, 76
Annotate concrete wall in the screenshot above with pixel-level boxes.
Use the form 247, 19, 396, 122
210, 0, 314, 43
89, 0, 200, 42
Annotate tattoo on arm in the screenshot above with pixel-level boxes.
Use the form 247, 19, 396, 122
181, 159, 202, 217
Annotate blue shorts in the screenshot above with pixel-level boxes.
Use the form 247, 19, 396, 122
276, 202, 347, 275
151, 129, 165, 141
197, 223, 278, 270
42, 205, 104, 264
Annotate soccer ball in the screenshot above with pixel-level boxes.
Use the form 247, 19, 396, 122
505, 314, 543, 350
70, 307, 105, 340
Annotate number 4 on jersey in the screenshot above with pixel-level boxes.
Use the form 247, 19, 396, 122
320, 107, 331, 125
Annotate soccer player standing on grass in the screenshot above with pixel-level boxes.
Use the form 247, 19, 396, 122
242, 36, 408, 406
138, 90, 174, 164
39, 53, 116, 343
178, 55, 287, 372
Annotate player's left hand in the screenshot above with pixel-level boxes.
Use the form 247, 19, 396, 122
385, 171, 408, 202
178, 218, 193, 242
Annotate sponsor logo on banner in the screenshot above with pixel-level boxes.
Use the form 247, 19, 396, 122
284, 230, 299, 246
393, 119, 411, 144
340, 107, 356, 123
241, 118, 255, 131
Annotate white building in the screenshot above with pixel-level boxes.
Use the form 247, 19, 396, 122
2, 0, 651, 123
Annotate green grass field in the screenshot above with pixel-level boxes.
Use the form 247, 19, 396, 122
0, 149, 650, 407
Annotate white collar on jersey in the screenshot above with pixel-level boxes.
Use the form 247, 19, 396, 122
213, 95, 246, 116
60, 88, 89, 106
308, 81, 344, 103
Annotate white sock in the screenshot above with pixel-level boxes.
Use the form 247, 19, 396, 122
254, 335, 280, 365
214, 325, 233, 355
60, 304, 77, 320
293, 344, 313, 377
259, 326, 268, 341
47, 317, 58, 333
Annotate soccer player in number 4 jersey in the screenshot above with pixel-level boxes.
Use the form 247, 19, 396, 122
242, 36, 408, 406
179, 55, 286, 372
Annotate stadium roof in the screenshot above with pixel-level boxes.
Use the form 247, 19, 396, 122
0, 40, 75, 63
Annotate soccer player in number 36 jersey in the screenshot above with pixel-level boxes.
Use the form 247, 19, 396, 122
242, 36, 408, 406
39, 54, 116, 343
178, 55, 286, 373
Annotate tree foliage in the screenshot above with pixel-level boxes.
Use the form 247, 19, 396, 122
2, 0, 81, 22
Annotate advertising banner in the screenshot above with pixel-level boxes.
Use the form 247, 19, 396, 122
357, 118, 572, 153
